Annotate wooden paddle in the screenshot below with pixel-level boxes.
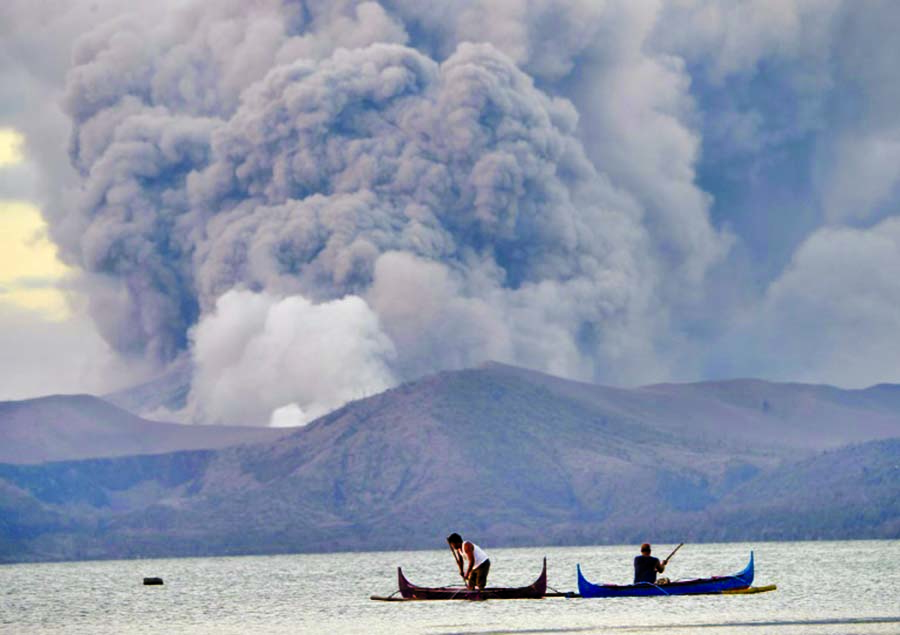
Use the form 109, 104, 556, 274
448, 539, 466, 582
663, 542, 684, 565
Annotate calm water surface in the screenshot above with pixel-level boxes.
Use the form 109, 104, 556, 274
2, 541, 898, 634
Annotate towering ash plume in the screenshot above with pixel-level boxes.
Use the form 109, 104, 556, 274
53, 1, 727, 425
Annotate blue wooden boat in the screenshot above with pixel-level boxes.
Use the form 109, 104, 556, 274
577, 552, 754, 597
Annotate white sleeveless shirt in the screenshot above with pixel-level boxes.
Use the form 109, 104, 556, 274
466, 541, 489, 569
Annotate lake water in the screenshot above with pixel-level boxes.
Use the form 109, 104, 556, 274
2, 541, 898, 634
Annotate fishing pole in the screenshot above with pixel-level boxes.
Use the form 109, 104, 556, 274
663, 542, 684, 564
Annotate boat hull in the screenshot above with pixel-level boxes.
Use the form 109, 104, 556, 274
577, 552, 754, 598
395, 558, 547, 600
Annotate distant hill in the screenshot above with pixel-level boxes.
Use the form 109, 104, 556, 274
482, 363, 900, 450
0, 394, 290, 464
704, 438, 900, 540
638, 377, 900, 449
103, 358, 192, 416
0, 363, 898, 562
106, 360, 900, 447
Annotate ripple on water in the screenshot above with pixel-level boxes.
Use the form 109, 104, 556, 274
1, 540, 899, 635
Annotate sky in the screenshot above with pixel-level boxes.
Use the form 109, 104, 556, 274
2, 0, 900, 426
0, 129, 68, 320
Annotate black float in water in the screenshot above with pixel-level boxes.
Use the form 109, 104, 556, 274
143, 577, 164, 586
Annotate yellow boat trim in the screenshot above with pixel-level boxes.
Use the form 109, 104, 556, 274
722, 584, 777, 594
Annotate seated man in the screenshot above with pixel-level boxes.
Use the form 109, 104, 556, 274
634, 543, 667, 584
447, 532, 491, 590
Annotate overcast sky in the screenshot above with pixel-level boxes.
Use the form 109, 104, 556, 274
2, 1, 900, 425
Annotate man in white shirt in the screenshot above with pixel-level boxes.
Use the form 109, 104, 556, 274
447, 532, 491, 590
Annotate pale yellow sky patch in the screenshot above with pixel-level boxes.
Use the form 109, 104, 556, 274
0, 200, 72, 320
0, 127, 72, 319
0, 128, 25, 167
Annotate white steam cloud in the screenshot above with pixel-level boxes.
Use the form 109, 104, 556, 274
189, 289, 395, 426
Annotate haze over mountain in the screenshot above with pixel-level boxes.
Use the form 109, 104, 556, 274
100, 359, 900, 448
1, 363, 897, 563
102, 358, 193, 419
0, 394, 290, 464
474, 363, 900, 451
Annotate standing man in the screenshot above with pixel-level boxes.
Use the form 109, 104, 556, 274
447, 533, 491, 590
634, 543, 667, 584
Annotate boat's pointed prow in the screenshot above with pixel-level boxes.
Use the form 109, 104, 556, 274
735, 551, 755, 586
534, 557, 548, 596
576, 564, 589, 597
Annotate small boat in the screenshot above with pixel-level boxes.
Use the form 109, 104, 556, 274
577, 552, 755, 597
372, 558, 547, 601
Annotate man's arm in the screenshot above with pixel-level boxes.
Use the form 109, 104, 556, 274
452, 548, 466, 580
463, 542, 475, 578
657, 558, 667, 573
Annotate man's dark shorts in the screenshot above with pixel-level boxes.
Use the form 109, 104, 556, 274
467, 559, 490, 589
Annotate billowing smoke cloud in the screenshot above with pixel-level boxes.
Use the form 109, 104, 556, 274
50, 1, 703, 424
10, 0, 900, 423
391, 1, 728, 303
722, 218, 900, 388
189, 289, 395, 426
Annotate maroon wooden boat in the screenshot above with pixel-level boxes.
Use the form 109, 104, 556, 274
374, 558, 547, 601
